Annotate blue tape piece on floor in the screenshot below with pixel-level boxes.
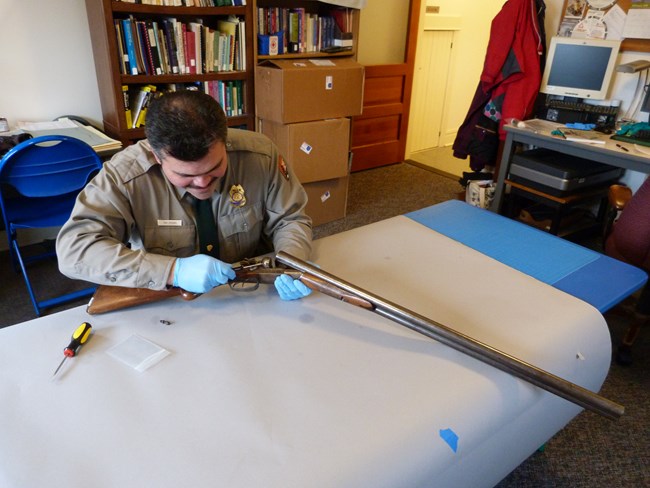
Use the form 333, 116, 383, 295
439, 428, 459, 453
407, 200, 599, 284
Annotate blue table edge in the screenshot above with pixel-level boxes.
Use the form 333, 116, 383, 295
406, 200, 647, 313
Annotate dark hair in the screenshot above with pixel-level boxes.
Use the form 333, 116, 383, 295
144, 90, 228, 161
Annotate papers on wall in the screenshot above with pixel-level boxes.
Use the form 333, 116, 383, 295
623, 4, 650, 40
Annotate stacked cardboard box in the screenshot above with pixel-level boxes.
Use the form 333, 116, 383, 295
256, 58, 364, 225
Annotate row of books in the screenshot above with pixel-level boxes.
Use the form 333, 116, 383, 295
115, 15, 246, 76
115, 1, 247, 6
204, 79, 246, 118
123, 81, 245, 128
256, 7, 351, 54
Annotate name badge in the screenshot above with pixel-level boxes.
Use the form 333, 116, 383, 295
157, 220, 182, 227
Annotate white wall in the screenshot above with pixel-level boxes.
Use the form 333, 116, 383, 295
0, 0, 102, 129
356, 0, 408, 65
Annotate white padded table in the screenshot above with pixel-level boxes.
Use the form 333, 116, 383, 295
0, 216, 612, 487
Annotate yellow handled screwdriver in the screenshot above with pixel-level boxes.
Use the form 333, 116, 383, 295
52, 322, 93, 377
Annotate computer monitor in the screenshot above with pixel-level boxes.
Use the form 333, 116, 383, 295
540, 37, 621, 100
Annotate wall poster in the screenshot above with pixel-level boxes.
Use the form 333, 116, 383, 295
558, 0, 650, 51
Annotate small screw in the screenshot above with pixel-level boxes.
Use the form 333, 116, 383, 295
160, 319, 172, 326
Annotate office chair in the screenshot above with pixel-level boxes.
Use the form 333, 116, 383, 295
604, 179, 650, 365
0, 135, 102, 316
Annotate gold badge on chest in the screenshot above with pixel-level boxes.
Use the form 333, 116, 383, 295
229, 184, 246, 207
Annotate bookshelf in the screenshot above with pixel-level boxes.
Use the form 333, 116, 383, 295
253, 0, 360, 62
85, 0, 256, 146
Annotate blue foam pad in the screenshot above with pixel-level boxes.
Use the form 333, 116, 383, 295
406, 200, 599, 284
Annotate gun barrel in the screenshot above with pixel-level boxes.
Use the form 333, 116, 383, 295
276, 251, 624, 420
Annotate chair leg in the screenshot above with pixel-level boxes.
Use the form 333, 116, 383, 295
616, 312, 648, 365
6, 231, 21, 273
12, 240, 42, 316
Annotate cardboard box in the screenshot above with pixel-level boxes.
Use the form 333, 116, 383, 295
304, 176, 349, 226
255, 58, 364, 123
261, 118, 350, 183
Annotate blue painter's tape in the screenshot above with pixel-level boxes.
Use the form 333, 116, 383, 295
439, 428, 459, 453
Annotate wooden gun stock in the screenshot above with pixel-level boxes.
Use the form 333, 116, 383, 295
87, 285, 200, 315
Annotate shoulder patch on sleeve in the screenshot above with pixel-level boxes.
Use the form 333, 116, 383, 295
278, 155, 290, 181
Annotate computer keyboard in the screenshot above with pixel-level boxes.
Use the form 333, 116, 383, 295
546, 99, 619, 115
537, 98, 618, 128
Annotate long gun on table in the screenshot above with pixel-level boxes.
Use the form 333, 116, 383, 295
86, 252, 624, 420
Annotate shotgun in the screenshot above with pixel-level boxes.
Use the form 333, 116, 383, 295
86, 257, 369, 315
86, 252, 624, 420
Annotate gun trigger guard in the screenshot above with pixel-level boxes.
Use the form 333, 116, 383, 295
230, 277, 260, 292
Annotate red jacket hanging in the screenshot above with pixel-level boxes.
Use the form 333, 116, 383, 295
453, 0, 545, 171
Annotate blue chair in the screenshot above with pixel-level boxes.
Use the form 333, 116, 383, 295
0, 135, 102, 316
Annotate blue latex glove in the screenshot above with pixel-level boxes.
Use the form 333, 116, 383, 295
274, 274, 312, 301
565, 122, 596, 130
173, 255, 235, 293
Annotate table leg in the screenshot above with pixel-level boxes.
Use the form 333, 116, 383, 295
490, 131, 515, 213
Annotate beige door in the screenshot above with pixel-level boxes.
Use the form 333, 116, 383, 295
406, 14, 461, 157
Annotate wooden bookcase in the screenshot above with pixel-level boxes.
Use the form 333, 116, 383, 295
252, 0, 360, 63
85, 0, 256, 146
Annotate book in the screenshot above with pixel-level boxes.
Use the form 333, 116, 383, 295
136, 20, 155, 75
121, 18, 139, 75
146, 21, 164, 75
114, 20, 128, 75
184, 28, 197, 74
170, 18, 186, 75
188, 22, 203, 74
128, 15, 146, 75
122, 85, 132, 128
17, 118, 122, 153
131, 84, 157, 128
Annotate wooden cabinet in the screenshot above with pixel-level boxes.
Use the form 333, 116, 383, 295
85, 0, 255, 146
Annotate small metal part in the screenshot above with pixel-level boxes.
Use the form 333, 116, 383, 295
160, 319, 172, 326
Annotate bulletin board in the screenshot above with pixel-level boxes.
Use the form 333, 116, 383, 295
559, 0, 650, 52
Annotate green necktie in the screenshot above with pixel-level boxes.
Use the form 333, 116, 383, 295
194, 198, 219, 258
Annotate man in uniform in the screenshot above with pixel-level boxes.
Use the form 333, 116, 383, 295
56, 90, 312, 301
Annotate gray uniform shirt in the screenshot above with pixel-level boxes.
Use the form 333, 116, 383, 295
56, 129, 312, 290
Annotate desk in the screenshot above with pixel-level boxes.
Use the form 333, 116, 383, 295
492, 120, 650, 213
0, 206, 625, 488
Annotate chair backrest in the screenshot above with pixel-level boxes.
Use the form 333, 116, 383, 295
605, 176, 650, 272
0, 135, 102, 198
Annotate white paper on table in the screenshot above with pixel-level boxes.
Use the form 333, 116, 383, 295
106, 334, 170, 372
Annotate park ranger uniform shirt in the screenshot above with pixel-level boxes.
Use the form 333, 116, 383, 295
56, 129, 312, 290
